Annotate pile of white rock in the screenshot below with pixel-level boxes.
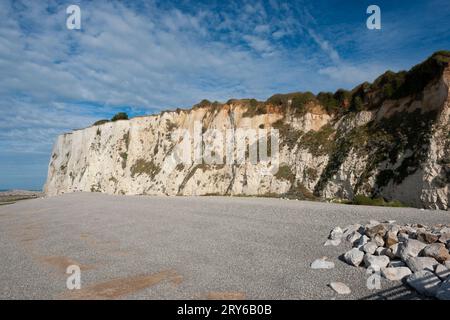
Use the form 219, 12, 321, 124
320, 220, 450, 299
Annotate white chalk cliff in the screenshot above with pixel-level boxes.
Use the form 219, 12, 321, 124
45, 52, 450, 210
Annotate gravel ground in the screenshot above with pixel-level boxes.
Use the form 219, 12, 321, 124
0, 192, 448, 300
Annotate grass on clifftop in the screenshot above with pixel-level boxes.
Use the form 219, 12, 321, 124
92, 112, 129, 126
87, 51, 450, 129
265, 50, 450, 115
366, 50, 450, 104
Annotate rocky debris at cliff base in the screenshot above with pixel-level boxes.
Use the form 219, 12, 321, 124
381, 267, 412, 281
422, 243, 450, 262
406, 257, 439, 273
344, 248, 364, 266
319, 221, 450, 299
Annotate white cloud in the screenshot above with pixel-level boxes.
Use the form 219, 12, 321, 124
242, 35, 274, 54
318, 64, 386, 86
0, 0, 399, 180
308, 29, 340, 64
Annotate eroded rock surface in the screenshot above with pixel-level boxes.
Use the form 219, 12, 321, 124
44, 52, 450, 210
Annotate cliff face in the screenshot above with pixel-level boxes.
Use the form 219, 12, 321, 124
44, 52, 450, 210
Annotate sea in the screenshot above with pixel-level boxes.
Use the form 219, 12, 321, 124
0, 189, 42, 192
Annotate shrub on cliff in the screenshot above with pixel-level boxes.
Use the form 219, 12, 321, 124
393, 50, 450, 98
194, 99, 211, 108
242, 99, 266, 117
371, 70, 406, 100
266, 93, 287, 106
111, 112, 129, 122
369, 51, 450, 101
351, 96, 364, 112
93, 119, 109, 126
266, 92, 316, 111
291, 92, 316, 110
317, 92, 339, 114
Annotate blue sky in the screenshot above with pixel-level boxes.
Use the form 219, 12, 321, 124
0, 0, 449, 190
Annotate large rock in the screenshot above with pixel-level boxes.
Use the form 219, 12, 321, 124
439, 232, 450, 244
405, 257, 439, 273
397, 232, 409, 243
342, 224, 363, 238
311, 257, 335, 269
436, 278, 450, 300
328, 282, 351, 295
362, 242, 378, 255
422, 243, 450, 263
346, 231, 362, 245
400, 225, 417, 236
385, 230, 399, 247
381, 267, 412, 281
329, 227, 343, 240
373, 235, 385, 247
388, 260, 406, 268
398, 239, 427, 261
390, 243, 400, 258
344, 248, 364, 267
366, 224, 387, 238
375, 247, 395, 259
406, 270, 442, 297
364, 254, 390, 270
387, 223, 399, 233
367, 220, 380, 228
354, 235, 370, 248
435, 264, 450, 281
417, 231, 439, 244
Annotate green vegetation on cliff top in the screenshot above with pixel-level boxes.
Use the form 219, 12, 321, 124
89, 51, 450, 128
89, 51, 450, 127
265, 50, 450, 114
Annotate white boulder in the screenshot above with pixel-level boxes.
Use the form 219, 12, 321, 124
329, 227, 343, 240
364, 254, 390, 270
405, 257, 439, 273
362, 242, 378, 255
398, 239, 427, 261
344, 248, 364, 267
311, 257, 335, 269
328, 282, 351, 295
381, 267, 412, 281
